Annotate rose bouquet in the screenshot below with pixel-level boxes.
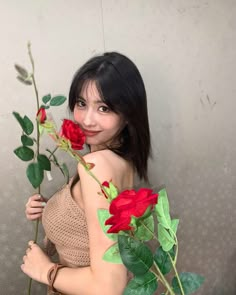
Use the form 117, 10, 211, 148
14, 45, 205, 295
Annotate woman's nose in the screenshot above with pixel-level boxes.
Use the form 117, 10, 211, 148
83, 109, 96, 127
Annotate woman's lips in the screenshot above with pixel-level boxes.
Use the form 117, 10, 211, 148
83, 129, 100, 137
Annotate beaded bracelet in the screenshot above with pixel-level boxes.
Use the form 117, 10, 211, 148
47, 263, 66, 292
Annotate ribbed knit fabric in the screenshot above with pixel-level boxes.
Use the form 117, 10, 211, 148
42, 180, 90, 295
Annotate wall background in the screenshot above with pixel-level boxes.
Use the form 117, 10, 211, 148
0, 0, 235, 294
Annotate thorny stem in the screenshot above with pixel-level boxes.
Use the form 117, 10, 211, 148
139, 220, 185, 294
47, 146, 59, 160
27, 42, 41, 295
153, 262, 175, 295
138, 221, 174, 293
168, 253, 185, 295
169, 227, 179, 265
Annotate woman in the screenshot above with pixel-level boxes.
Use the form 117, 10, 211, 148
23, 52, 151, 295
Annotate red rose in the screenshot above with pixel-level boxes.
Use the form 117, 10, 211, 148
105, 188, 158, 233
61, 119, 85, 150
36, 108, 46, 123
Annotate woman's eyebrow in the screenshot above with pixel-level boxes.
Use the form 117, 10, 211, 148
77, 95, 106, 104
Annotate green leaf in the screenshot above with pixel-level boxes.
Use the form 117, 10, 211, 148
172, 272, 205, 295
26, 162, 44, 189
13, 111, 25, 130
37, 154, 51, 171
50, 95, 66, 106
16, 75, 32, 85
23, 115, 34, 135
13, 112, 34, 135
153, 246, 175, 275
109, 182, 119, 200
103, 243, 122, 264
170, 219, 179, 239
155, 188, 171, 229
135, 215, 154, 241
14, 146, 34, 161
124, 272, 158, 295
42, 94, 51, 104
97, 209, 117, 241
14, 64, 29, 78
60, 163, 70, 184
118, 235, 153, 276
21, 135, 34, 146
158, 223, 176, 252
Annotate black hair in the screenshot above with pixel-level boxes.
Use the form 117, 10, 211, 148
69, 52, 151, 181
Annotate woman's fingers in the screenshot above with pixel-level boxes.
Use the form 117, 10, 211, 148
27, 207, 44, 214
30, 200, 46, 208
25, 195, 47, 220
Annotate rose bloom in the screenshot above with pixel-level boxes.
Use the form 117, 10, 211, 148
105, 188, 158, 233
36, 108, 46, 123
61, 119, 86, 150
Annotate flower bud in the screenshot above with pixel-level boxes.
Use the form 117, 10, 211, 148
36, 108, 46, 123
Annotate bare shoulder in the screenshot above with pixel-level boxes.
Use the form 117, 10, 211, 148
78, 149, 133, 192
84, 149, 123, 166
80, 150, 127, 176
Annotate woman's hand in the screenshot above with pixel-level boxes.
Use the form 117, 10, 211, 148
25, 194, 47, 220
21, 241, 54, 284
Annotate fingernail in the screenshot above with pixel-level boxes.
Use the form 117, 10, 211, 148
37, 194, 41, 199
41, 202, 47, 207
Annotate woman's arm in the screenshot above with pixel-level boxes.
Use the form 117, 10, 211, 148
48, 151, 127, 295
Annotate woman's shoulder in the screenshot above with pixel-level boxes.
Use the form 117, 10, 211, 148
83, 150, 125, 169
78, 150, 133, 187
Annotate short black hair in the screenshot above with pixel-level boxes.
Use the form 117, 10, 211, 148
69, 52, 151, 181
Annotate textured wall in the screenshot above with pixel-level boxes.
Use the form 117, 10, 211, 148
0, 0, 235, 294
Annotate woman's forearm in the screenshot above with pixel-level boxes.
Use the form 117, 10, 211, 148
46, 265, 126, 295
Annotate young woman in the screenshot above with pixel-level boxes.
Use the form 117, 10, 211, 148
23, 52, 151, 295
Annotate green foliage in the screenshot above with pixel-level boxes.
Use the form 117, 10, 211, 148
124, 272, 158, 295
172, 272, 205, 294
134, 215, 154, 241
15, 64, 29, 78
102, 181, 118, 202
14, 146, 34, 161
26, 162, 44, 189
155, 188, 171, 229
153, 246, 175, 275
13, 112, 34, 135
155, 189, 178, 251
42, 94, 51, 104
21, 135, 34, 146
158, 223, 176, 252
103, 243, 122, 264
170, 219, 179, 238
97, 209, 117, 241
37, 154, 51, 171
50, 95, 66, 106
16, 76, 32, 85
118, 236, 153, 276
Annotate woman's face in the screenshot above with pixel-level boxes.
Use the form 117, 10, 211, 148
73, 81, 125, 152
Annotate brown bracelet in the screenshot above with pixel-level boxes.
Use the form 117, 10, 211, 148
47, 263, 66, 292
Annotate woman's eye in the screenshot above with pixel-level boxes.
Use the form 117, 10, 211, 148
99, 105, 110, 113
76, 99, 86, 108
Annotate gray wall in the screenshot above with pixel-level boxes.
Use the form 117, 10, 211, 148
0, 1, 235, 294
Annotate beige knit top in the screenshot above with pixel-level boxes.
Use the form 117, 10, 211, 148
42, 181, 90, 268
